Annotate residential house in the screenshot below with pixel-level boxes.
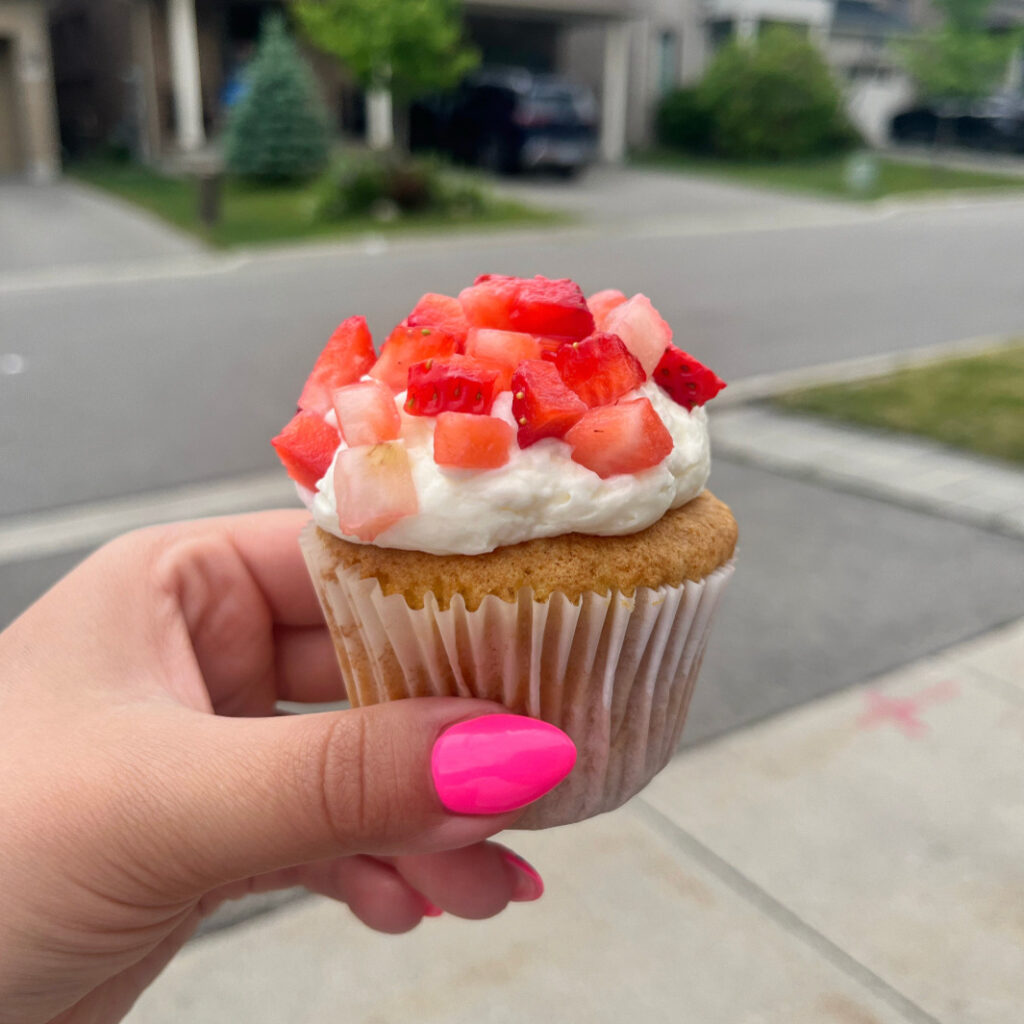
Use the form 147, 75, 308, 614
2, 0, 953, 179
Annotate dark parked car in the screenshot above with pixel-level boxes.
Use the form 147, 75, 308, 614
890, 93, 1024, 152
411, 68, 599, 176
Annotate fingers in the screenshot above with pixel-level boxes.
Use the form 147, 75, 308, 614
299, 856, 432, 934
390, 843, 544, 919
274, 626, 346, 705
220, 510, 326, 627
132, 700, 575, 898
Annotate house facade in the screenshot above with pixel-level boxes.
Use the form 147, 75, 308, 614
0, 0, 59, 178
3, 0, 1005, 178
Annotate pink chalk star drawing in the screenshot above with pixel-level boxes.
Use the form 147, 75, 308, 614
857, 680, 959, 738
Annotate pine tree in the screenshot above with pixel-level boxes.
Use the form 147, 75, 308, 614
225, 14, 330, 181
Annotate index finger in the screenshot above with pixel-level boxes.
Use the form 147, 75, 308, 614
220, 508, 326, 627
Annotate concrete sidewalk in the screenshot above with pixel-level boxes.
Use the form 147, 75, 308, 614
0, 180, 200, 274
124, 616, 1024, 1024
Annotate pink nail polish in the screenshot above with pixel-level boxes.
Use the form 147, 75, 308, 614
501, 850, 544, 902
431, 714, 576, 815
421, 899, 443, 917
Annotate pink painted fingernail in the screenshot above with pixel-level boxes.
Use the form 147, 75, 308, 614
421, 899, 443, 918
501, 850, 544, 902
431, 714, 576, 815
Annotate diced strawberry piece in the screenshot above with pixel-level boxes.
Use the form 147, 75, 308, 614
404, 356, 500, 416
555, 332, 646, 407
331, 379, 401, 447
587, 289, 628, 329
369, 324, 459, 392
271, 411, 340, 491
298, 316, 376, 416
433, 412, 514, 470
653, 347, 727, 410
511, 276, 594, 340
464, 328, 542, 377
603, 294, 672, 374
565, 398, 673, 478
510, 359, 587, 448
460, 275, 595, 341
459, 275, 521, 330
404, 293, 469, 347
333, 442, 418, 542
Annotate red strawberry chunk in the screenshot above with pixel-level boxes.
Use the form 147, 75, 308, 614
298, 316, 376, 416
404, 356, 500, 416
369, 324, 459, 392
653, 347, 726, 410
511, 276, 595, 340
404, 293, 469, 347
332, 379, 401, 447
271, 411, 340, 491
433, 412, 514, 470
460, 275, 595, 341
603, 294, 672, 374
459, 275, 520, 330
333, 442, 418, 541
555, 332, 646, 407
510, 359, 587, 448
587, 288, 628, 329
565, 398, 673, 478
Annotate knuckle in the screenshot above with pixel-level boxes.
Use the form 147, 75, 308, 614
318, 711, 404, 851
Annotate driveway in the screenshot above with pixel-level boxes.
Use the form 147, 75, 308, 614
0, 178, 201, 275
492, 162, 845, 226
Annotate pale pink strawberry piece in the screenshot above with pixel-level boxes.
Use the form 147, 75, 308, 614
331, 380, 401, 447
587, 289, 628, 330
464, 328, 542, 371
333, 442, 418, 542
565, 397, 673, 478
602, 294, 672, 374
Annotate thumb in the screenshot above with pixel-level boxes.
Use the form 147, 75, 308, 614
136, 699, 575, 893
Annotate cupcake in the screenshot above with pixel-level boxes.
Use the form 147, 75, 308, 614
273, 275, 737, 828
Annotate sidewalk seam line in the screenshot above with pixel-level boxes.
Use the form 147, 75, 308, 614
632, 800, 944, 1024
954, 663, 1024, 708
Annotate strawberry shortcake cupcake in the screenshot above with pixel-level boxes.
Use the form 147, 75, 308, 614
273, 275, 737, 828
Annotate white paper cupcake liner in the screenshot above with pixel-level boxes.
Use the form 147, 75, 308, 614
300, 522, 734, 829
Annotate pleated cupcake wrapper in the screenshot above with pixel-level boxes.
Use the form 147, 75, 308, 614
300, 522, 734, 829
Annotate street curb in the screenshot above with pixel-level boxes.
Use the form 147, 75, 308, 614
715, 333, 1019, 406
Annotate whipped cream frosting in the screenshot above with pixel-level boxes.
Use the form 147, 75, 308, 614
309, 380, 710, 556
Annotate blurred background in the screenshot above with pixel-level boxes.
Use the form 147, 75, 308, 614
1, 0, 1023, 1021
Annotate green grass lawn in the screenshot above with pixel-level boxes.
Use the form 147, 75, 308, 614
636, 150, 1024, 201
71, 160, 559, 248
775, 343, 1024, 464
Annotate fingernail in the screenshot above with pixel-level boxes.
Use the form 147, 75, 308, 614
501, 850, 544, 902
421, 899, 443, 918
431, 714, 576, 815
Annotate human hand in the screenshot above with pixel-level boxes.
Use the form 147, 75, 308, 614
0, 510, 575, 1024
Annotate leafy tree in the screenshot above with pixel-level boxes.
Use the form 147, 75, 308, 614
900, 28, 1014, 107
696, 29, 857, 159
898, 0, 1017, 121
224, 14, 330, 181
294, 0, 478, 148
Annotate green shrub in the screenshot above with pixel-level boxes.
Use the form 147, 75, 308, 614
225, 14, 330, 182
317, 152, 492, 221
697, 29, 858, 160
655, 87, 714, 153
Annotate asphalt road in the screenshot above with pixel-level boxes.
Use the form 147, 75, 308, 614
2, 178, 1023, 736
3, 194, 1024, 517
